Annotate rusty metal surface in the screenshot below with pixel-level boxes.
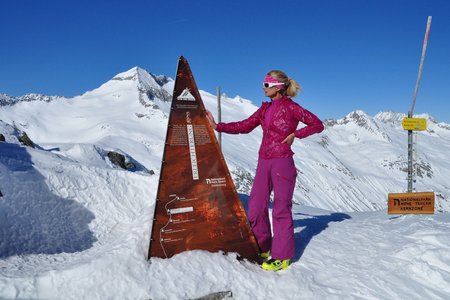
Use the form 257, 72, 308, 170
148, 57, 260, 262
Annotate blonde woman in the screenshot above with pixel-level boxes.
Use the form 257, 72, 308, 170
207, 70, 324, 271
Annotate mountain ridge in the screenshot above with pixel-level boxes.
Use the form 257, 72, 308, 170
1, 66, 449, 213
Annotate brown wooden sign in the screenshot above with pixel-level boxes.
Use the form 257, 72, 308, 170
388, 192, 435, 214
148, 56, 260, 262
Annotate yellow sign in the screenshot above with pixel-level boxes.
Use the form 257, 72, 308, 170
388, 192, 434, 214
402, 118, 427, 131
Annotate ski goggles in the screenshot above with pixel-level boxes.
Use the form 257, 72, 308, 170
263, 82, 286, 88
263, 74, 286, 88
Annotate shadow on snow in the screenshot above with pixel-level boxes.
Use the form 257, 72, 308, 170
239, 193, 351, 261
0, 143, 97, 259
292, 212, 351, 261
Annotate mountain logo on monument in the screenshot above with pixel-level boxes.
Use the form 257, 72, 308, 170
177, 88, 196, 101
148, 56, 260, 263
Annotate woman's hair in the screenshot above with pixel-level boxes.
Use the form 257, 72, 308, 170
268, 70, 301, 97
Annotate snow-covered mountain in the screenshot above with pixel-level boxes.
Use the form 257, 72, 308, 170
0, 93, 64, 106
1, 67, 449, 213
318, 110, 450, 212
1, 66, 450, 299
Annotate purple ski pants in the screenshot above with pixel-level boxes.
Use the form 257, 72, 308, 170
248, 157, 297, 260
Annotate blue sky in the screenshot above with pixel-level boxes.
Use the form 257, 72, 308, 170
1, 0, 449, 122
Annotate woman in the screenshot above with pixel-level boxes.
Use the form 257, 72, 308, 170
206, 70, 324, 271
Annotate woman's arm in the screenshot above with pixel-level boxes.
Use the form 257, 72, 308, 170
293, 105, 325, 139
206, 105, 266, 134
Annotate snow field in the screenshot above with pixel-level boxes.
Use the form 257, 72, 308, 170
1, 67, 450, 299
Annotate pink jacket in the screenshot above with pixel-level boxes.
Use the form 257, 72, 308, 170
216, 96, 324, 159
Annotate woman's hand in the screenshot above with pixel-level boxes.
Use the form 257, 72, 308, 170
282, 133, 295, 145
206, 110, 217, 129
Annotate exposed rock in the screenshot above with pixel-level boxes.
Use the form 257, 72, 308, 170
318, 135, 329, 147
324, 118, 337, 127
415, 160, 433, 178
1, 93, 63, 106
18, 131, 34, 147
107, 151, 139, 171
194, 291, 232, 300
231, 167, 254, 195
125, 162, 136, 170
0, 134, 5, 142
107, 151, 127, 169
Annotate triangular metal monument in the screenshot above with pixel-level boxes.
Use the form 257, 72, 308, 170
148, 56, 260, 262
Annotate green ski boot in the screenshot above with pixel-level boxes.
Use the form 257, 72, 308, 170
259, 250, 271, 261
261, 258, 290, 271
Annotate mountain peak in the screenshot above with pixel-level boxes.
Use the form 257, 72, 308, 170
346, 110, 369, 119
374, 111, 406, 127
112, 66, 148, 82
111, 67, 171, 90
375, 111, 440, 126
338, 110, 371, 126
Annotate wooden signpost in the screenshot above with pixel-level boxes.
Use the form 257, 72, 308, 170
148, 57, 260, 262
388, 192, 435, 214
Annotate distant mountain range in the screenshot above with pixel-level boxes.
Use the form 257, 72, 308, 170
1, 66, 449, 212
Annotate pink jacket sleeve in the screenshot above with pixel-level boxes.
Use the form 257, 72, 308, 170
215, 105, 265, 134
293, 105, 325, 139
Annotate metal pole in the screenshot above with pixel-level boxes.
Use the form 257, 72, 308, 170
410, 16, 432, 116
407, 16, 432, 192
217, 86, 222, 149
407, 127, 413, 192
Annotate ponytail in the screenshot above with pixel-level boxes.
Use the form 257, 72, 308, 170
286, 78, 301, 98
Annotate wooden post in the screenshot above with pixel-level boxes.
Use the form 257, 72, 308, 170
217, 86, 222, 149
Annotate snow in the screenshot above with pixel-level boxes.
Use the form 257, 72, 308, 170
1, 66, 450, 299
